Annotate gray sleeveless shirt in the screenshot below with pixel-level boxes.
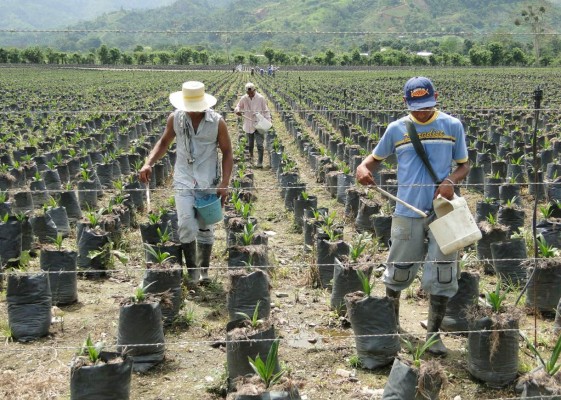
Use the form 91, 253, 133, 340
173, 109, 221, 191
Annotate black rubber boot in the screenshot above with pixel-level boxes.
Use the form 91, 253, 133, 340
197, 243, 213, 285
386, 287, 401, 331
426, 294, 449, 356
181, 241, 199, 285
256, 148, 264, 168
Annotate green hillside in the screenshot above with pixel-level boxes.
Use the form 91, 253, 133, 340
0, 0, 557, 53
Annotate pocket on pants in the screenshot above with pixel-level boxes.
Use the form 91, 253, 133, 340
435, 261, 454, 284
393, 263, 414, 283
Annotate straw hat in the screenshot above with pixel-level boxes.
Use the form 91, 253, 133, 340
169, 81, 217, 112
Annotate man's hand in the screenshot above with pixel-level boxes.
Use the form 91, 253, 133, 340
216, 182, 230, 206
434, 180, 454, 200
356, 164, 376, 186
138, 165, 152, 184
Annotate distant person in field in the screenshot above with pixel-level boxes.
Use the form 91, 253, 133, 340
234, 82, 272, 168
139, 81, 233, 285
356, 76, 470, 355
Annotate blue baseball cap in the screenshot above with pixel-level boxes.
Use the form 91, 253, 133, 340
403, 77, 436, 110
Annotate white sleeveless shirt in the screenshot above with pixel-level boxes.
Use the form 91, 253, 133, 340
173, 109, 221, 191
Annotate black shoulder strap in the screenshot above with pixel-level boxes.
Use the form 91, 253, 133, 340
404, 119, 440, 183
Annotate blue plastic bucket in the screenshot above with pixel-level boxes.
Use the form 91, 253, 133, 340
194, 194, 223, 225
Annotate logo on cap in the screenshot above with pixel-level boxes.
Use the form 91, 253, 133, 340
410, 88, 430, 98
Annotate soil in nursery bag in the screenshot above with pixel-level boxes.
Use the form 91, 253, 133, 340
228, 244, 269, 269
7, 272, 52, 341
116, 302, 165, 373
382, 358, 446, 400
70, 352, 133, 400
226, 319, 279, 386
229, 376, 302, 400
466, 308, 520, 388
40, 247, 78, 305
441, 270, 480, 332
227, 269, 271, 322
344, 293, 400, 369
331, 257, 373, 312
524, 258, 561, 316
516, 368, 561, 399
142, 262, 182, 325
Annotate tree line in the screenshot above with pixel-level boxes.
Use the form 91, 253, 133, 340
2, 36, 561, 67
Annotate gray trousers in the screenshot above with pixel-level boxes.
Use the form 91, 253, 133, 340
382, 215, 458, 297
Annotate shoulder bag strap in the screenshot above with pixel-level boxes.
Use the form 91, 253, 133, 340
404, 119, 440, 183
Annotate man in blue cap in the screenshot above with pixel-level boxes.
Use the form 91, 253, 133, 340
356, 76, 470, 355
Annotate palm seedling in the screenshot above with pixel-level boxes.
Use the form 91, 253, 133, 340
356, 269, 374, 297
156, 227, 171, 245
486, 213, 497, 226
401, 333, 440, 369
486, 281, 508, 313
80, 334, 103, 364
50, 233, 65, 251
539, 203, 554, 220
131, 281, 156, 303
236, 301, 263, 329
537, 235, 560, 258
144, 243, 173, 264
349, 233, 372, 263
248, 339, 286, 389
525, 333, 561, 376
240, 220, 256, 246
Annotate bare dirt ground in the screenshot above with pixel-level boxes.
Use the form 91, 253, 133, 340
0, 94, 555, 400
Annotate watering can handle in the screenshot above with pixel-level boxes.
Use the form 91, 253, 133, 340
373, 186, 428, 218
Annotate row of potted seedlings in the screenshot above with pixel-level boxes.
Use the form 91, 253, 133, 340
223, 124, 300, 399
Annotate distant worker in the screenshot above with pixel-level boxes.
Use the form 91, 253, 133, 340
234, 82, 272, 168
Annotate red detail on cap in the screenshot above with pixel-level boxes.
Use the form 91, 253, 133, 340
411, 88, 429, 98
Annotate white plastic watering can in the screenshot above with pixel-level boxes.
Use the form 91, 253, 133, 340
429, 195, 482, 255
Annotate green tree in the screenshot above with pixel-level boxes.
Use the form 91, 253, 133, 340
22, 47, 44, 63
234, 54, 245, 64
248, 54, 259, 65
0, 48, 7, 63
469, 46, 491, 66
98, 45, 110, 64
264, 48, 275, 64
511, 47, 527, 65
109, 48, 121, 64
487, 42, 504, 65
175, 47, 193, 65
515, 5, 546, 65
325, 49, 336, 65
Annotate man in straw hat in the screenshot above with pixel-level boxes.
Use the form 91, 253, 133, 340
139, 81, 233, 285
356, 76, 470, 355
234, 82, 272, 168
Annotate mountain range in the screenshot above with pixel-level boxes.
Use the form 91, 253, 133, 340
0, 0, 558, 53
